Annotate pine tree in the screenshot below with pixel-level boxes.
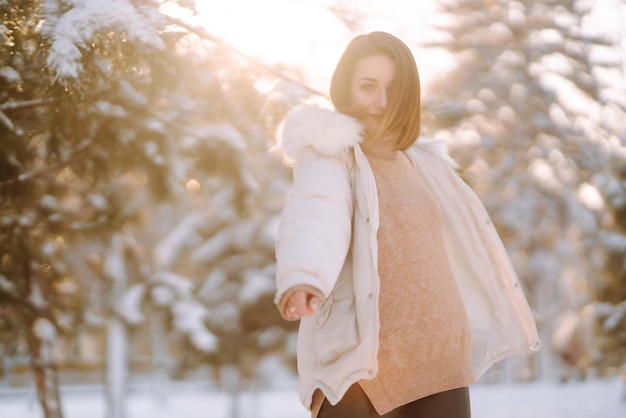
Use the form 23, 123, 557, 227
1, 1, 205, 416
2, 2, 310, 417
424, 0, 626, 379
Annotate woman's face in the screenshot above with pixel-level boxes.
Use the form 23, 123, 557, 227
349, 54, 396, 138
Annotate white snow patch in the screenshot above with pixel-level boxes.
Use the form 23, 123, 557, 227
603, 301, 626, 332
152, 213, 205, 270
0, 274, 17, 295
94, 100, 127, 117
116, 284, 146, 325
539, 72, 593, 116
209, 302, 239, 328
577, 183, 605, 211
104, 235, 126, 282
0, 22, 13, 46
199, 124, 247, 152
87, 194, 108, 211
3, 378, 625, 418
190, 229, 232, 264
197, 269, 227, 303
239, 270, 274, 305
28, 282, 46, 309
150, 285, 175, 307
151, 271, 194, 298
231, 221, 257, 251
42, 0, 166, 80
171, 299, 217, 352
0, 66, 20, 83
599, 231, 626, 252
256, 327, 284, 350
528, 28, 564, 50
257, 216, 280, 248
33, 318, 57, 342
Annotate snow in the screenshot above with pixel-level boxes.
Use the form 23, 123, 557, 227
239, 270, 274, 305
116, 284, 147, 326
0, 66, 20, 83
42, 0, 166, 79
602, 301, 626, 332
150, 285, 175, 307
105, 235, 133, 283
32, 318, 56, 342
577, 182, 605, 211
151, 271, 193, 298
599, 231, 626, 252
152, 213, 205, 270
1, 379, 624, 418
0, 274, 17, 295
190, 229, 233, 264
171, 299, 217, 352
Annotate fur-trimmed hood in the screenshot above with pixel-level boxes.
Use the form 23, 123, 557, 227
274, 100, 457, 168
274, 99, 363, 165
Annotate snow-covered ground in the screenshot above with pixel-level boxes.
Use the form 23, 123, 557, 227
1, 378, 624, 418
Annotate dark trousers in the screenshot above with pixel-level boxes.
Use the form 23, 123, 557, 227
318, 384, 471, 418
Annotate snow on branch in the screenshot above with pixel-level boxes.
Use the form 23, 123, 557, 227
0, 99, 56, 111
172, 299, 217, 353
0, 109, 22, 136
0, 140, 90, 189
116, 284, 147, 325
41, 0, 167, 80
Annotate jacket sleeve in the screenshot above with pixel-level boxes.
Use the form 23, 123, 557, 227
274, 148, 353, 307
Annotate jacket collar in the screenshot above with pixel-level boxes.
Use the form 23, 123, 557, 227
274, 100, 456, 168
274, 100, 363, 165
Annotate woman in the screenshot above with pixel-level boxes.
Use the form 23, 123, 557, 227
273, 31, 540, 418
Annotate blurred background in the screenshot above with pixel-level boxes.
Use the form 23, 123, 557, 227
0, 0, 625, 417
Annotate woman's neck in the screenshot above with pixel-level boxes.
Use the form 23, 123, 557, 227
361, 136, 400, 159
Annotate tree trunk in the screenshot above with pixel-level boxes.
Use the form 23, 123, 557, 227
223, 365, 241, 418
29, 326, 63, 418
150, 309, 169, 405
106, 315, 128, 418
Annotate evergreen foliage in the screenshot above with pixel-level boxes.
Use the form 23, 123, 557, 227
0, 1, 304, 416
425, 0, 626, 376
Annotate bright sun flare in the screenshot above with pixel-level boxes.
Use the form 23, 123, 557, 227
169, 0, 452, 92
191, 0, 349, 90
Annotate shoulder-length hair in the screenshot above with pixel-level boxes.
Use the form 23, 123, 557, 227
330, 31, 421, 150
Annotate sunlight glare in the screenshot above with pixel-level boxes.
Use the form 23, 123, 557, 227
193, 0, 350, 90
190, 0, 452, 92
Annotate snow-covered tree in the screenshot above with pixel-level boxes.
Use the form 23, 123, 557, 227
1, 1, 203, 417
424, 0, 626, 379
2, 1, 311, 417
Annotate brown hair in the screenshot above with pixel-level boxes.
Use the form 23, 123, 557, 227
330, 32, 421, 150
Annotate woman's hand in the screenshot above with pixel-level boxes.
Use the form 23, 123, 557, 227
283, 289, 322, 321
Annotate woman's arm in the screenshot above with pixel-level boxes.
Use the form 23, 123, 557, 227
274, 148, 353, 318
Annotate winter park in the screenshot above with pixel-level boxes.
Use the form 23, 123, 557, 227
1, 0, 626, 418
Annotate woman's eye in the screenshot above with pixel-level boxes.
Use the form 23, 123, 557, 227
361, 84, 376, 92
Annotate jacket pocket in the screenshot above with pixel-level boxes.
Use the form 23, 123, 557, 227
315, 293, 360, 365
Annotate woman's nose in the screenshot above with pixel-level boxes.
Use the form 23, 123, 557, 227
376, 90, 388, 109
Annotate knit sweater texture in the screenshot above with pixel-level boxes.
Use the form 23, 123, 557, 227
312, 142, 474, 417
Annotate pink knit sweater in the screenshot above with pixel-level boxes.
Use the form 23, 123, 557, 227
312, 143, 474, 416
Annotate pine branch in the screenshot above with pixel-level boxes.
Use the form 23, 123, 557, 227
0, 99, 56, 137
0, 99, 56, 111
0, 109, 23, 136
165, 16, 325, 97
0, 142, 91, 189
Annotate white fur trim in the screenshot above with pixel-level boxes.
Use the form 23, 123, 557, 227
274, 100, 363, 165
274, 101, 455, 168
413, 137, 458, 169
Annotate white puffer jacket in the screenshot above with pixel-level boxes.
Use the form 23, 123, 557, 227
274, 101, 541, 411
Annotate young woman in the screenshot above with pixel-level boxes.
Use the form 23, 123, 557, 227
273, 31, 540, 418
